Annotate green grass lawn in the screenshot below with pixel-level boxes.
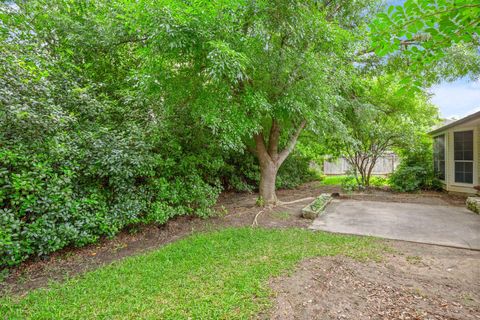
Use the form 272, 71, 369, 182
1, 228, 382, 320
319, 175, 390, 188
319, 175, 346, 185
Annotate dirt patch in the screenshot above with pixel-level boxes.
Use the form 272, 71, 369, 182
0, 182, 470, 298
266, 241, 480, 320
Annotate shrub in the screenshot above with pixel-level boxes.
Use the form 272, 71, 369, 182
370, 176, 389, 188
389, 165, 428, 192
341, 175, 359, 191
220, 152, 260, 192
0, 136, 224, 267
336, 175, 388, 192
0, 47, 224, 267
389, 137, 442, 192
389, 165, 442, 192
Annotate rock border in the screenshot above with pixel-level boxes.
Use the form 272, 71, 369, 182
302, 193, 332, 219
466, 197, 480, 214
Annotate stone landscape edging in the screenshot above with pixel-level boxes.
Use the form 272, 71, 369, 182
466, 197, 480, 214
302, 193, 333, 219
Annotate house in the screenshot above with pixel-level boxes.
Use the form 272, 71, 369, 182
429, 111, 480, 195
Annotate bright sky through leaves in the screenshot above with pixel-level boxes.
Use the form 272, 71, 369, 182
385, 0, 480, 119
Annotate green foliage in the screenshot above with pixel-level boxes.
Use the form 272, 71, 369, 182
0, 2, 225, 266
371, 0, 480, 59
132, 0, 383, 204
341, 175, 360, 192
1, 0, 444, 267
321, 175, 388, 191
132, 0, 375, 144
276, 153, 317, 189
1, 0, 328, 266
370, 0, 480, 86
0, 228, 382, 319
222, 151, 316, 192
322, 75, 438, 187
319, 175, 345, 186
390, 166, 430, 192
370, 176, 389, 188
221, 153, 261, 192
0, 127, 223, 267
390, 136, 443, 192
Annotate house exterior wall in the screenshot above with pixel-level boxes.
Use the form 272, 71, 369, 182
433, 117, 480, 195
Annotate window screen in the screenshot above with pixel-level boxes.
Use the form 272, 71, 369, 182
454, 131, 473, 184
433, 135, 445, 180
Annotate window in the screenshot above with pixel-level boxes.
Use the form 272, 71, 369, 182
433, 135, 445, 180
454, 131, 474, 184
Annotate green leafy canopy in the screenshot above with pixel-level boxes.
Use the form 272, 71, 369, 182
370, 0, 480, 84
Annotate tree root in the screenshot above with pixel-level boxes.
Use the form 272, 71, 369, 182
277, 197, 314, 206
252, 206, 272, 227
251, 197, 315, 227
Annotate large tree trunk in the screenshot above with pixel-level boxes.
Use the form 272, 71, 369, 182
253, 119, 306, 206
258, 160, 278, 205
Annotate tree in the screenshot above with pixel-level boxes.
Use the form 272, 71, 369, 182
1, 0, 386, 266
370, 0, 480, 85
133, 0, 380, 205
325, 76, 438, 187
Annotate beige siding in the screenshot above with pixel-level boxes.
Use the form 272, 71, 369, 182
433, 118, 479, 195
478, 124, 480, 189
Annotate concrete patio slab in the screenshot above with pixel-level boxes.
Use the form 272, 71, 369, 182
310, 200, 480, 250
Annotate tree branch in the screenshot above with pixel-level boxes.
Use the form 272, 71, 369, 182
254, 132, 272, 165
277, 120, 307, 165
268, 119, 281, 161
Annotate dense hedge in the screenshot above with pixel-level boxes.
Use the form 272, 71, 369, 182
0, 53, 224, 266
1, 132, 312, 268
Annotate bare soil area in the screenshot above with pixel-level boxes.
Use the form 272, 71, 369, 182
1, 181, 475, 320
267, 241, 480, 320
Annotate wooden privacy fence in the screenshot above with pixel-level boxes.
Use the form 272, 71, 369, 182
323, 153, 399, 175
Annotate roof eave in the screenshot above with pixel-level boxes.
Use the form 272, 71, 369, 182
428, 111, 480, 135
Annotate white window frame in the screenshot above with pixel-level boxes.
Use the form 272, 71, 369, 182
451, 128, 476, 187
